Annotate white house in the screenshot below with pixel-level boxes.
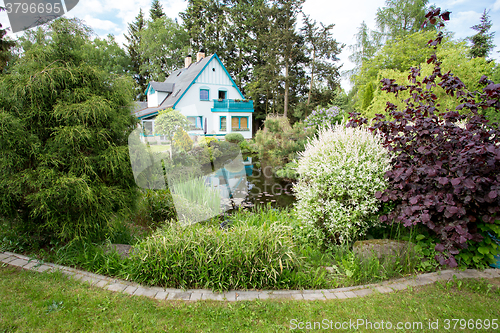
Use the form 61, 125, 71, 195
133, 52, 254, 142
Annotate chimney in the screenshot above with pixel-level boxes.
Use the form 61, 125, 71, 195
185, 55, 192, 68
196, 50, 205, 62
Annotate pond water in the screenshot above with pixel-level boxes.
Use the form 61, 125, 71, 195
240, 155, 296, 209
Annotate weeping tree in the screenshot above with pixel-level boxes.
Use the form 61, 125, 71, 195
0, 18, 139, 242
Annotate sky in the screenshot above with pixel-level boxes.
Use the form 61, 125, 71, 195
1, 0, 499, 91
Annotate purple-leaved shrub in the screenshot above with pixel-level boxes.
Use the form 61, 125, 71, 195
348, 8, 500, 267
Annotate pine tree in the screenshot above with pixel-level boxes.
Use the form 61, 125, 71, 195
125, 9, 147, 100
375, 0, 431, 40
150, 0, 166, 21
469, 9, 496, 58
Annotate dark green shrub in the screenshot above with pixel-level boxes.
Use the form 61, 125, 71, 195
0, 19, 138, 241
225, 132, 244, 144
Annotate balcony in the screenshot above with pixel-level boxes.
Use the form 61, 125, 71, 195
211, 99, 254, 112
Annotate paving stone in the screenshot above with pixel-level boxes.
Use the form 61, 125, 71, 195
22, 261, 40, 270
0, 256, 16, 264
71, 274, 86, 281
9, 259, 29, 267
332, 292, 348, 299
271, 290, 300, 295
353, 289, 373, 297
331, 286, 357, 292
258, 292, 270, 300
79, 275, 100, 285
268, 293, 302, 300
302, 293, 326, 301
122, 286, 138, 295
95, 280, 110, 288
484, 268, 500, 277
155, 291, 169, 300
236, 291, 259, 301
375, 286, 393, 293
168, 292, 192, 301
389, 283, 408, 291
224, 291, 237, 301
302, 289, 322, 294
33, 265, 52, 273
189, 292, 203, 301
201, 292, 225, 301
133, 287, 158, 298
323, 292, 338, 300
106, 283, 128, 292
0, 253, 10, 261
343, 291, 357, 298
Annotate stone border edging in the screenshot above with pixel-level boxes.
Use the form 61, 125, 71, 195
1, 251, 499, 301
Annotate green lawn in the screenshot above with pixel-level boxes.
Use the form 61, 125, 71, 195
147, 144, 170, 153
1, 265, 499, 332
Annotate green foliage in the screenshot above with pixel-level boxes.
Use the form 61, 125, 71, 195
173, 129, 193, 152
375, 0, 432, 39
367, 41, 495, 119
224, 132, 244, 144
455, 221, 500, 269
328, 245, 419, 287
361, 82, 374, 110
149, 0, 165, 21
128, 221, 305, 291
468, 9, 496, 59
275, 161, 299, 180
294, 125, 391, 246
138, 16, 189, 82
254, 115, 312, 173
198, 136, 218, 146
0, 18, 138, 242
132, 189, 176, 229
124, 9, 147, 100
154, 108, 191, 146
0, 6, 15, 73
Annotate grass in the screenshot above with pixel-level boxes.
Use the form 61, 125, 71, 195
0, 265, 499, 332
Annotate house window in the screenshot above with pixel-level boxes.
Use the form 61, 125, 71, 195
231, 116, 249, 131
200, 89, 209, 101
218, 90, 226, 100
187, 116, 203, 130
142, 120, 154, 136
220, 116, 226, 131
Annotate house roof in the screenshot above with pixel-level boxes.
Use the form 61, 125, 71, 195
148, 81, 175, 93
134, 55, 215, 119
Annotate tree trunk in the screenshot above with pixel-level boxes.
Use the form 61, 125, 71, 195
284, 58, 289, 118
307, 49, 315, 106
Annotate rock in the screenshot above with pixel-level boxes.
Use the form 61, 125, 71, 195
353, 239, 416, 262
104, 244, 134, 259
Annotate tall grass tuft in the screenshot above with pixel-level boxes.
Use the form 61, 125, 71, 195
128, 221, 304, 291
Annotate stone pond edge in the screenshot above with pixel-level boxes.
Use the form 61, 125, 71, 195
1, 251, 499, 302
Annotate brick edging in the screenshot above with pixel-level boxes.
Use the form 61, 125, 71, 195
1, 251, 499, 301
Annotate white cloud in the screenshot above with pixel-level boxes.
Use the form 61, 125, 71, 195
81, 15, 119, 32
493, 0, 500, 11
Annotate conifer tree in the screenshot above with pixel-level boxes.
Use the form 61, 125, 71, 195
125, 9, 148, 100
150, 0, 166, 21
469, 9, 496, 58
0, 18, 138, 242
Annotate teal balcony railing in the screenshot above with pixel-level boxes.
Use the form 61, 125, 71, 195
212, 99, 254, 110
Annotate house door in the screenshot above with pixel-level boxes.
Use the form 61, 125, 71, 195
218, 90, 226, 100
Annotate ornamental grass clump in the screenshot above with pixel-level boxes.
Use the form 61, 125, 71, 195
294, 124, 391, 246
128, 222, 301, 291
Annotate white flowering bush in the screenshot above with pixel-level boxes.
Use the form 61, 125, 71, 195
294, 124, 391, 245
